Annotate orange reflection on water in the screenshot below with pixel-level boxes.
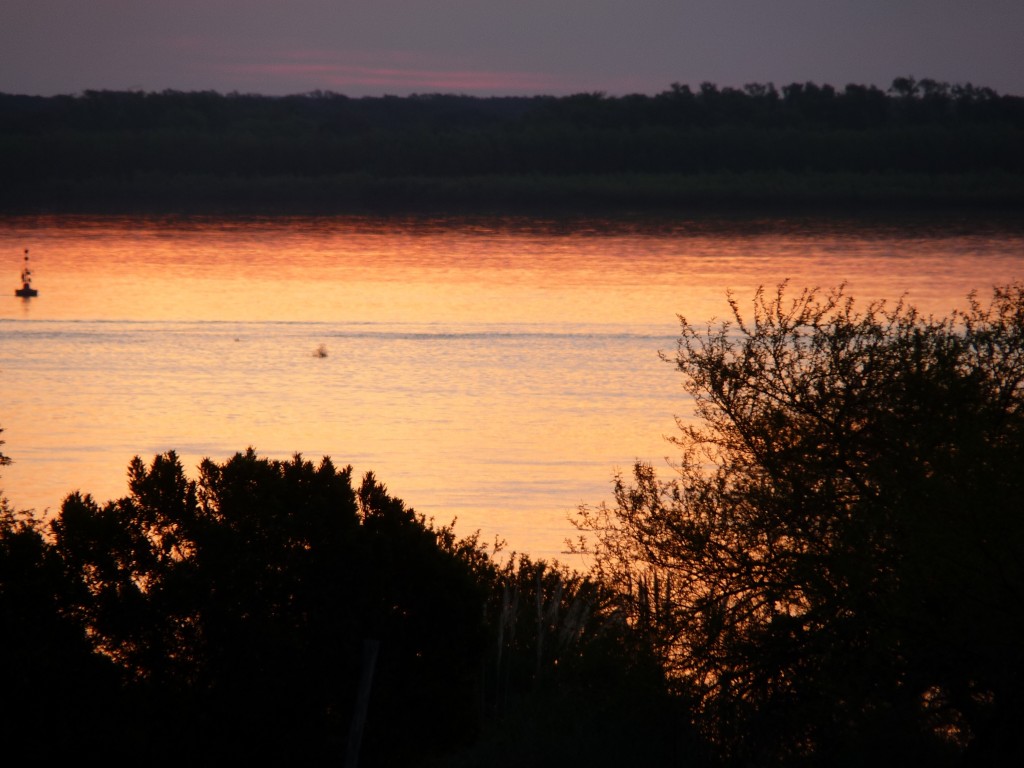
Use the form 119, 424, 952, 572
7, 214, 1024, 324
1, 214, 1022, 557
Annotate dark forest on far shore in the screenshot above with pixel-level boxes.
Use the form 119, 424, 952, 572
3, 77, 1023, 213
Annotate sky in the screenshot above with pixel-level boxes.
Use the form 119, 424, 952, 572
3, 1, 1023, 98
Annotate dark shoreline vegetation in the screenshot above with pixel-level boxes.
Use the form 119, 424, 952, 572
3, 77, 1023, 214
3, 283, 1024, 766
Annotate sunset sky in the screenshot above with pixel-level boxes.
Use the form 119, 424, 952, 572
3, 0, 1023, 97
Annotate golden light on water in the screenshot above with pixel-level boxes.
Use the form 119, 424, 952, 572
2, 214, 1022, 556
10, 214, 1021, 323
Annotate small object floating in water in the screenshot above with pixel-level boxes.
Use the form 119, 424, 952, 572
15, 248, 38, 298
314, 344, 328, 358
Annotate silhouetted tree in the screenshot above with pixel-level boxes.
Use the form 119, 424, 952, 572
50, 449, 496, 764
0, 434, 129, 759
573, 283, 1024, 766
3, 434, 688, 764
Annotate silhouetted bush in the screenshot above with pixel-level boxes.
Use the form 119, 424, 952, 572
1, 447, 691, 765
447, 553, 705, 767
42, 450, 493, 764
574, 283, 1024, 766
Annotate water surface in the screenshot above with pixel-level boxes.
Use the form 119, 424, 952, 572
2, 214, 1021, 557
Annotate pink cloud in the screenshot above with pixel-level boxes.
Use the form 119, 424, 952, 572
254, 64, 559, 91
218, 49, 568, 94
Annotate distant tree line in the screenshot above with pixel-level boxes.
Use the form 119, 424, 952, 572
2, 78, 1022, 210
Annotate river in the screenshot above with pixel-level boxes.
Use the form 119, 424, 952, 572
1, 213, 1021, 558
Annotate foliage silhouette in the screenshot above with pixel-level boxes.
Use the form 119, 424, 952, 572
1, 438, 703, 764
451, 552, 705, 767
49, 450, 495, 764
0, 501, 132, 759
0, 430, 132, 758
573, 283, 1024, 766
